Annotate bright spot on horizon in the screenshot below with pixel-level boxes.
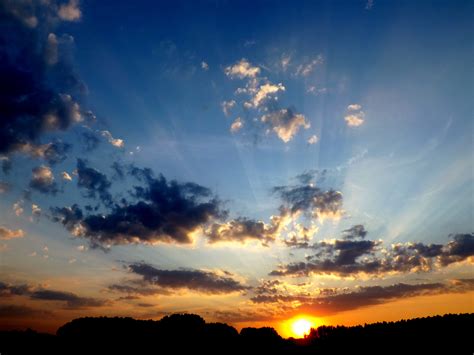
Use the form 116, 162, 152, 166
291, 318, 313, 338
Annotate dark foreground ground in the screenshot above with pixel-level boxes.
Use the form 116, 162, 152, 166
0, 313, 472, 354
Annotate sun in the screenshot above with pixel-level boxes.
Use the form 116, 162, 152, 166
291, 318, 313, 338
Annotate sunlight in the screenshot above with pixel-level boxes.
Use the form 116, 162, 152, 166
291, 318, 313, 338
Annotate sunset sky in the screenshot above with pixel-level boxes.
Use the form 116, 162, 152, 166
0, 0, 473, 337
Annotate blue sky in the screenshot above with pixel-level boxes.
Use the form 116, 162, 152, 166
0, 0, 472, 334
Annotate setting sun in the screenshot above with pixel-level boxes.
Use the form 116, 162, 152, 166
291, 318, 313, 338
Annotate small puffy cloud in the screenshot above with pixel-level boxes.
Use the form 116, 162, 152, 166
280, 54, 291, 71
18, 140, 72, 165
307, 86, 327, 95
101, 130, 125, 148
13, 201, 24, 216
32, 204, 41, 217
344, 104, 365, 127
261, 109, 310, 143
221, 100, 236, 116
0, 226, 25, 240
345, 113, 365, 127
251, 83, 285, 108
347, 104, 362, 111
230, 117, 244, 133
307, 135, 319, 145
29, 166, 58, 194
201, 61, 209, 70
58, 0, 82, 22
61, 171, 73, 181
225, 58, 261, 79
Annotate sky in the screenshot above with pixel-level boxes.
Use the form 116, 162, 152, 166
0, 0, 473, 337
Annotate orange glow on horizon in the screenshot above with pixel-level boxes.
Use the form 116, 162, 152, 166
280, 315, 321, 338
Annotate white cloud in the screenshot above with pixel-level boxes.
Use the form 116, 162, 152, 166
101, 130, 125, 148
261, 109, 310, 143
201, 61, 209, 70
225, 59, 261, 79
251, 83, 285, 108
347, 104, 362, 111
281, 54, 291, 71
58, 0, 82, 22
307, 86, 328, 95
295, 55, 324, 77
230, 117, 244, 133
32, 204, 41, 216
13, 201, 24, 217
344, 104, 365, 127
221, 100, 236, 116
307, 135, 319, 145
0, 226, 25, 240
61, 172, 73, 181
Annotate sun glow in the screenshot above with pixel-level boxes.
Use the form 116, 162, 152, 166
291, 318, 313, 338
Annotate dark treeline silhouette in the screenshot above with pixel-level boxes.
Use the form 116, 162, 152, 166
0, 313, 472, 354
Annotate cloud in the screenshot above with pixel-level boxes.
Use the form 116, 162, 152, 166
29, 166, 58, 194
17, 140, 72, 165
81, 131, 101, 151
295, 55, 323, 77
307, 135, 319, 145
61, 171, 73, 181
76, 159, 112, 205
0, 182, 10, 194
261, 108, 310, 143
344, 104, 365, 127
225, 58, 261, 79
101, 130, 125, 148
0, 304, 53, 318
250, 83, 285, 108
343, 224, 368, 239
205, 214, 289, 246
30, 289, 107, 309
0, 0, 87, 164
201, 61, 209, 70
51, 170, 225, 246
221, 100, 236, 116
32, 204, 41, 217
252, 279, 474, 315
272, 182, 343, 221
127, 262, 249, 294
230, 117, 244, 133
271, 231, 474, 277
0, 226, 25, 240
57, 0, 82, 22
13, 200, 24, 216
347, 104, 362, 111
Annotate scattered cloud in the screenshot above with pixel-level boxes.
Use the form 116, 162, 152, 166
76, 159, 112, 205
221, 100, 236, 116
344, 104, 365, 127
0, 226, 25, 240
225, 58, 261, 79
101, 130, 125, 148
261, 109, 310, 143
230, 117, 244, 133
295, 55, 323, 77
307, 135, 319, 145
201, 61, 209, 70
29, 166, 58, 194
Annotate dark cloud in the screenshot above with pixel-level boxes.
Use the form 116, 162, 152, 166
127, 262, 249, 294
252, 279, 474, 316
52, 170, 225, 246
0, 280, 108, 310
42, 140, 71, 165
29, 165, 59, 194
76, 159, 112, 205
80, 130, 101, 151
0, 304, 53, 318
343, 224, 367, 239
271, 231, 474, 277
273, 182, 343, 220
30, 289, 109, 309
1, 158, 12, 174
0, 0, 86, 158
